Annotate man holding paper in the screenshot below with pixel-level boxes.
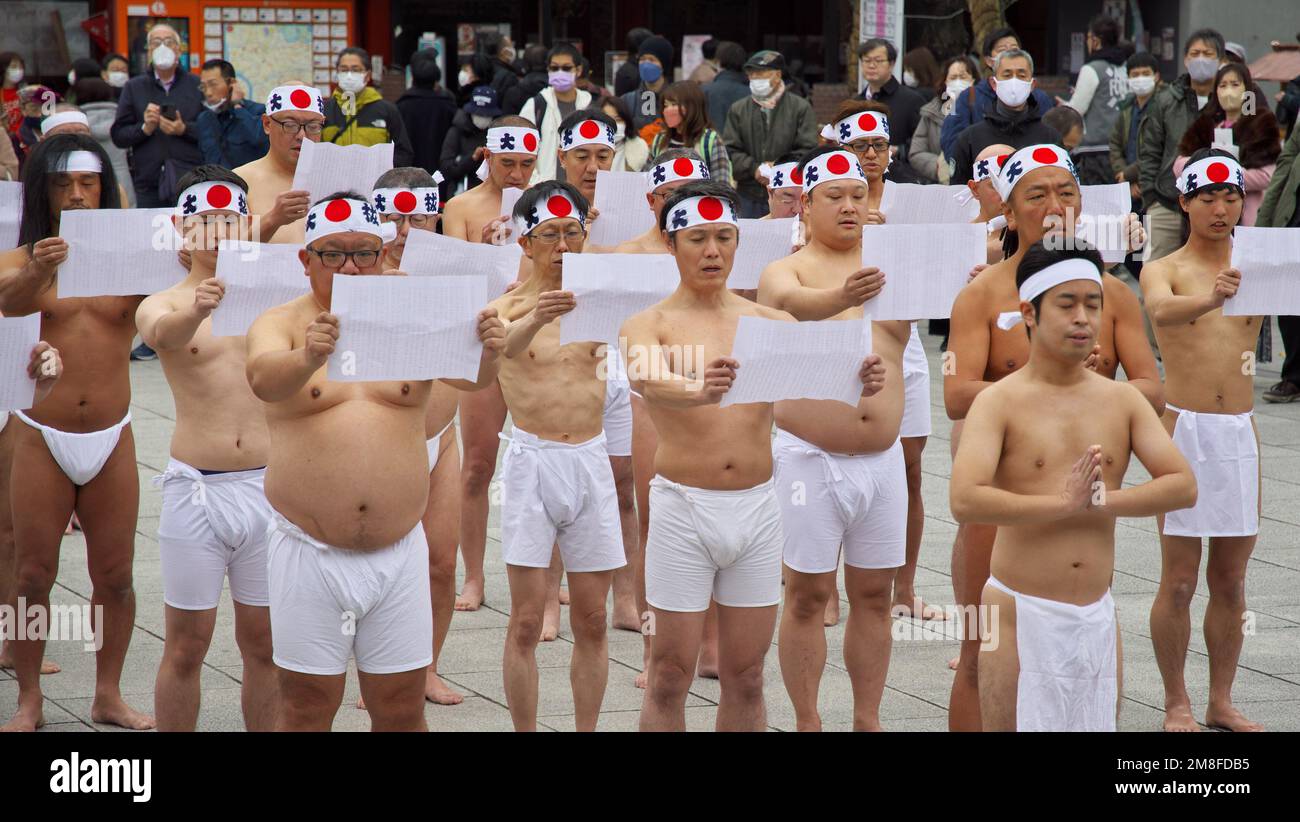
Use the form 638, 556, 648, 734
758, 146, 911, 730
490, 182, 626, 732
245, 192, 504, 730
1141, 149, 1266, 733
235, 84, 325, 245
134, 166, 277, 731
613, 149, 711, 255
943, 142, 1162, 731
555, 109, 614, 236
623, 180, 883, 731
0, 133, 156, 732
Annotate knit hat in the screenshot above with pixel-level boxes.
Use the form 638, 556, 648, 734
638, 35, 675, 71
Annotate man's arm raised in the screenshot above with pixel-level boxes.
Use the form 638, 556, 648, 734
943, 284, 995, 420
620, 314, 736, 409
503, 291, 573, 358
0, 241, 65, 315
756, 258, 884, 321
1106, 276, 1165, 414
137, 279, 225, 351
1093, 384, 1196, 518
1142, 260, 1238, 326
258, 190, 311, 242
246, 307, 335, 402
438, 307, 506, 390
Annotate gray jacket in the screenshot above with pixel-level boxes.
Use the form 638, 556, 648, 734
909, 95, 947, 183
82, 101, 135, 207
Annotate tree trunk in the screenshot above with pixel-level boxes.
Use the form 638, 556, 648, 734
967, 0, 1006, 63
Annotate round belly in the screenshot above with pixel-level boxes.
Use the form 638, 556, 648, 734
775, 397, 902, 455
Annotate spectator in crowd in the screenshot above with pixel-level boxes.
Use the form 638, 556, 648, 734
68, 58, 104, 96
18, 86, 57, 157
649, 81, 730, 182
1276, 72, 1300, 138
501, 44, 549, 114
910, 54, 978, 183
576, 54, 608, 101
440, 84, 497, 193
690, 38, 721, 84
520, 42, 594, 183
3, 52, 28, 138
1256, 122, 1300, 402
723, 49, 820, 217
1043, 103, 1084, 152
1224, 41, 1247, 64
940, 26, 1055, 158
705, 41, 750, 135
614, 27, 655, 96
948, 48, 1061, 185
102, 53, 130, 98
0, 122, 15, 179
782, 58, 813, 99
110, 24, 205, 207
1138, 27, 1226, 261
600, 94, 650, 172
456, 53, 495, 108
322, 46, 414, 166
856, 38, 926, 160
397, 48, 458, 184
74, 77, 135, 204
902, 47, 941, 102
478, 31, 521, 103
621, 35, 674, 144
1110, 51, 1161, 209
1057, 14, 1130, 184
194, 58, 268, 170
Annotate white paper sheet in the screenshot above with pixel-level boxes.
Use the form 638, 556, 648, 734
1079, 182, 1134, 264
559, 254, 679, 346
1224, 227, 1300, 316
722, 316, 868, 408
587, 170, 653, 247
880, 181, 979, 224
210, 241, 310, 336
860, 223, 986, 320
291, 140, 395, 206
328, 274, 488, 382
499, 186, 524, 222
399, 228, 520, 297
0, 315, 40, 412
57, 208, 187, 297
0, 181, 21, 250
729, 217, 797, 290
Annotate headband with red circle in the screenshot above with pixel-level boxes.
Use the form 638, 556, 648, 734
266, 84, 325, 117
761, 161, 803, 190
1176, 155, 1246, 195
487, 126, 540, 155
560, 119, 616, 151
822, 110, 890, 144
305, 197, 385, 245
801, 150, 868, 193
373, 173, 445, 216
972, 152, 1012, 183
645, 156, 710, 190
175, 180, 249, 218
664, 194, 737, 233
515, 192, 586, 237
993, 143, 1079, 200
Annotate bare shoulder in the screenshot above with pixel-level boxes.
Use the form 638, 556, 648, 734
1102, 273, 1140, 308
743, 298, 795, 322
491, 290, 533, 322
0, 244, 30, 271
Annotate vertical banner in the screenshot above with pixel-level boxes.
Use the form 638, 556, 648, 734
858, 0, 905, 92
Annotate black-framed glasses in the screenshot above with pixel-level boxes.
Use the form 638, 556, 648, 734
308, 247, 381, 268
530, 227, 586, 245
850, 139, 891, 156
148, 37, 180, 48
381, 213, 436, 228
271, 117, 324, 136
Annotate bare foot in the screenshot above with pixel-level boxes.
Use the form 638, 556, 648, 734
1162, 703, 1200, 732
824, 597, 841, 627
356, 696, 366, 710
1, 700, 44, 732
0, 651, 61, 675
454, 580, 485, 611
425, 671, 464, 705
696, 650, 719, 679
1205, 704, 1264, 732
90, 697, 155, 730
611, 595, 641, 632
635, 670, 648, 689
892, 596, 949, 621
540, 596, 560, 642
558, 587, 570, 605
947, 656, 959, 670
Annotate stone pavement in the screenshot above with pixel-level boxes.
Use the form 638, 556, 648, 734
3, 328, 1299, 732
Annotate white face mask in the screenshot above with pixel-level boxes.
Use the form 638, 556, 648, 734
614, 123, 626, 143
68, 70, 76, 85
1128, 76, 1155, 97
471, 114, 493, 130
5, 67, 23, 85
107, 71, 128, 88
458, 69, 472, 87
750, 78, 774, 99
903, 70, 918, 88
337, 71, 366, 94
994, 77, 1032, 107
945, 78, 972, 99
152, 45, 177, 71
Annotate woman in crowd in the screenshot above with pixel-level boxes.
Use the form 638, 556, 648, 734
647, 80, 731, 182
909, 55, 978, 183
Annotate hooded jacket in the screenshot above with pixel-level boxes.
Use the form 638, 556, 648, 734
947, 96, 1063, 185
322, 85, 414, 167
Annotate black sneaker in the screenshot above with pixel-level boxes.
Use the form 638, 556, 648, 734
1263, 381, 1300, 403
130, 343, 157, 361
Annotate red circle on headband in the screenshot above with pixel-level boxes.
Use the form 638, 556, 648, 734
1206, 162, 1230, 183
523, 132, 538, 152
289, 89, 312, 109
790, 166, 803, 184
393, 191, 417, 213
546, 195, 572, 217
698, 197, 723, 220
324, 199, 352, 222
827, 153, 850, 175
206, 185, 232, 208
1031, 147, 1058, 165
857, 113, 877, 132
996, 153, 1011, 167
578, 120, 600, 139
672, 157, 694, 177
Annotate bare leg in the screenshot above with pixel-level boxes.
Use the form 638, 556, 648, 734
276, 669, 344, 731
948, 521, 994, 732
609, 455, 641, 631
893, 436, 945, 620
977, 582, 1018, 731
0, 419, 59, 675
359, 668, 428, 731
566, 569, 614, 731
630, 396, 655, 687
1203, 535, 1263, 731
696, 601, 720, 678
715, 603, 778, 731
541, 545, 563, 642
424, 433, 464, 704
777, 567, 836, 731
154, 605, 218, 731
1150, 526, 1203, 732
502, 565, 547, 730
456, 384, 507, 611
842, 565, 896, 731
640, 607, 706, 731
232, 602, 276, 731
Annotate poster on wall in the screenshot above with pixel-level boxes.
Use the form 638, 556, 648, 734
458, 23, 511, 57
858, 0, 904, 89
681, 35, 711, 82
223, 23, 316, 103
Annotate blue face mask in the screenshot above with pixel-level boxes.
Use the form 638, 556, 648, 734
639, 61, 663, 84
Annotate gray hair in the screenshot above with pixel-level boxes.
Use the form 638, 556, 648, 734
993, 48, 1034, 76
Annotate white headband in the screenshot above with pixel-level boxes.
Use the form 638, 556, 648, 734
266, 84, 325, 116
973, 152, 1012, 182
665, 194, 737, 232
176, 180, 248, 217
487, 126, 539, 155
560, 119, 616, 151
305, 197, 384, 245
996, 258, 1103, 330
761, 161, 802, 190
802, 150, 867, 193
827, 110, 890, 144
645, 156, 710, 190
515, 191, 584, 237
1176, 155, 1246, 195
40, 111, 89, 133
52, 150, 103, 173
994, 144, 1078, 200
373, 177, 444, 215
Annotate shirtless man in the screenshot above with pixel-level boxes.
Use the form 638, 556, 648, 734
1142, 149, 1266, 733
614, 149, 710, 255
245, 192, 503, 730
0, 133, 154, 732
38, 107, 133, 207
757, 157, 804, 221
135, 166, 275, 731
969, 143, 1015, 265
623, 180, 884, 731
492, 181, 626, 731
441, 116, 537, 614
370, 166, 464, 705
951, 241, 1195, 731
758, 146, 907, 731
944, 142, 1162, 731
234, 84, 324, 245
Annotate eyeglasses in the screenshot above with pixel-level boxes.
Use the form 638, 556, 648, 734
850, 139, 891, 155
308, 247, 381, 268
271, 117, 324, 136
381, 213, 436, 228
148, 37, 180, 48
530, 228, 586, 245
860, 57, 890, 67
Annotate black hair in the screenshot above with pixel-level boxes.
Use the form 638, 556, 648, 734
1183, 28, 1224, 59
716, 41, 747, 73
1088, 15, 1120, 48
72, 78, 113, 105
1126, 51, 1159, 74
626, 27, 654, 54
464, 53, 494, 86
858, 38, 898, 64
1043, 105, 1083, 141
337, 47, 371, 69
101, 52, 128, 71
522, 44, 549, 73
201, 59, 236, 80
659, 180, 739, 233
490, 114, 534, 129
72, 58, 102, 84
701, 38, 718, 61
547, 42, 582, 67
315, 190, 367, 208
514, 180, 590, 226
982, 27, 1019, 57
374, 166, 437, 189
174, 164, 248, 204
557, 107, 615, 139
479, 31, 505, 59
1014, 240, 1105, 326
1177, 147, 1243, 242
19, 132, 121, 251
409, 48, 441, 87
598, 94, 634, 132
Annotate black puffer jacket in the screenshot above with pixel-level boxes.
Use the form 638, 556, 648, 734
948, 97, 1062, 185
438, 108, 487, 192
